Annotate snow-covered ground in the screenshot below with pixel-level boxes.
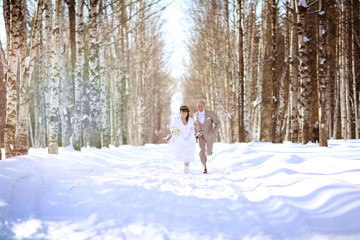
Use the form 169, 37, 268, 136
1, 140, 360, 240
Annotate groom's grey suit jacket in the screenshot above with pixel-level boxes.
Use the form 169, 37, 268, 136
194, 110, 221, 141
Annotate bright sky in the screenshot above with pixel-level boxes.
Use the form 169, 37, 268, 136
161, 0, 190, 79
160, 0, 191, 117
0, 2, 6, 45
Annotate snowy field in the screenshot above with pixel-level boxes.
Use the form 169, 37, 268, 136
1, 140, 360, 240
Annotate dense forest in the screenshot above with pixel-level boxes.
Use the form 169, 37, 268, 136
0, 0, 359, 159
183, 0, 360, 147
0, 0, 173, 159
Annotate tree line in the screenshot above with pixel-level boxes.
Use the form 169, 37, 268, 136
1, 0, 359, 160
0, 0, 173, 159
183, 0, 360, 147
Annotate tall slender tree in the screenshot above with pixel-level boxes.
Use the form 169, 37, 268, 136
17, 0, 44, 155
72, 0, 85, 151
4, 0, 23, 158
237, 0, 245, 142
48, 0, 61, 154
88, 0, 101, 148
0, 41, 6, 159
296, 0, 312, 144
318, 0, 329, 146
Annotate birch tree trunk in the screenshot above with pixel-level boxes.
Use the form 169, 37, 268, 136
3, 0, 10, 54
88, 0, 101, 148
276, 0, 291, 143
0, 4, 8, 154
120, 0, 129, 145
224, 0, 235, 143
246, 1, 257, 142
48, 0, 61, 154
351, 0, 360, 139
99, 15, 110, 148
270, 0, 280, 143
66, 0, 76, 100
318, 0, 328, 147
0, 41, 6, 159
59, 44, 72, 147
256, 5, 266, 142
16, 0, 27, 154
237, 0, 245, 142
352, 0, 359, 139
344, 0, 352, 139
17, 0, 43, 155
4, 0, 22, 158
275, 65, 288, 144
289, 0, 299, 143
260, 2, 272, 142
339, 0, 349, 140
72, 0, 84, 151
34, 43, 46, 148
44, 0, 53, 147
296, 1, 312, 144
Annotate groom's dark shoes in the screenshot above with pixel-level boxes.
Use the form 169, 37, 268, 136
203, 169, 207, 174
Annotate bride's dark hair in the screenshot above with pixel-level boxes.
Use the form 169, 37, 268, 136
180, 106, 190, 122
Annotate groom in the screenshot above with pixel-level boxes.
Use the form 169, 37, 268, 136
194, 100, 221, 173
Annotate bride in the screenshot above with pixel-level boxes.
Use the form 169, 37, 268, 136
167, 106, 196, 173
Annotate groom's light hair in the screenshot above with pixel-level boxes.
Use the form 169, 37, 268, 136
196, 99, 205, 105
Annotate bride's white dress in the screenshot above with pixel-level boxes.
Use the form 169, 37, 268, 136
168, 115, 196, 162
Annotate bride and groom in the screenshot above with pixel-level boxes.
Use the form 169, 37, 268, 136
166, 100, 221, 174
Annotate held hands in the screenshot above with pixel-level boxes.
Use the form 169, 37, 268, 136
196, 132, 215, 138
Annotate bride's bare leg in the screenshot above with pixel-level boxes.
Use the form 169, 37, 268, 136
184, 162, 189, 173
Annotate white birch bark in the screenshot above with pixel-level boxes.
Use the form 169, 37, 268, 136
59, 45, 72, 147
0, 40, 6, 159
117, 0, 129, 145
224, 0, 233, 143
88, 0, 101, 148
246, 1, 257, 142
339, 1, 348, 140
4, 0, 21, 158
48, 0, 61, 154
99, 20, 110, 148
57, 1, 71, 148
270, 0, 280, 143
34, 43, 46, 148
3, 0, 10, 56
351, 0, 359, 139
120, 0, 128, 145
289, 0, 299, 143
256, 6, 265, 142
237, 0, 245, 142
318, 0, 328, 146
275, 65, 287, 144
276, 0, 290, 143
72, 0, 84, 151
44, 0, 53, 146
296, 1, 312, 144
344, 1, 352, 139
17, 0, 43, 155
242, 1, 251, 142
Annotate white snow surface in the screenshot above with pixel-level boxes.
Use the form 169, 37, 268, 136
1, 140, 360, 240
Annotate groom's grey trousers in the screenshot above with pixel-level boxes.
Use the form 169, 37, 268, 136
199, 135, 214, 170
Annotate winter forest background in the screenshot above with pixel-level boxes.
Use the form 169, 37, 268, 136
0, 0, 359, 159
